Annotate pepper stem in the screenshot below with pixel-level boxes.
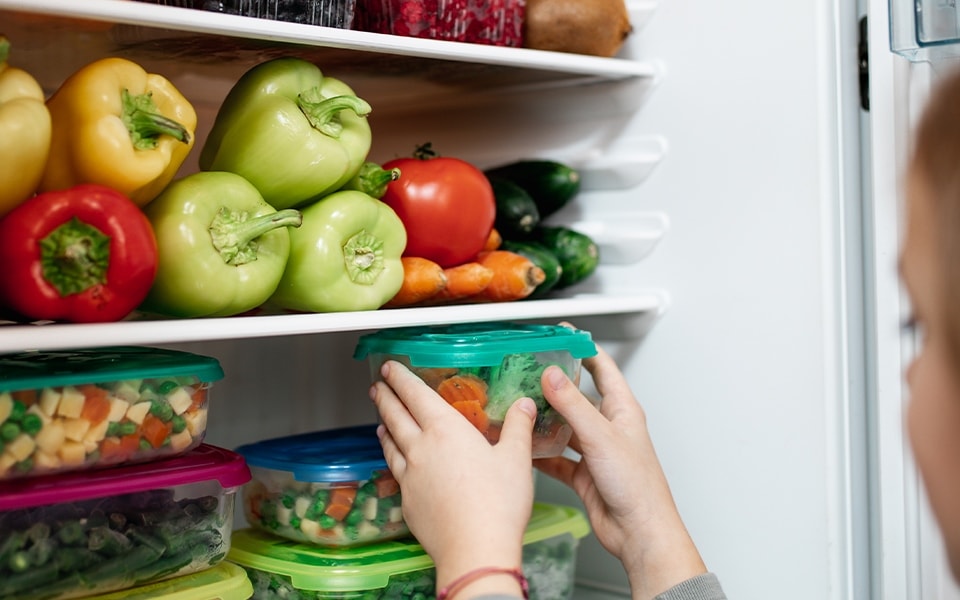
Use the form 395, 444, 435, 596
297, 88, 372, 138
39, 218, 111, 297
342, 230, 385, 285
0, 37, 10, 65
348, 163, 401, 199
122, 89, 192, 151
209, 208, 303, 266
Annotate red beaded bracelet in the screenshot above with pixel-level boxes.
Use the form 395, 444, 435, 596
436, 566, 530, 600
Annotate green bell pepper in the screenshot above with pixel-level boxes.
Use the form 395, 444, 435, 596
142, 171, 302, 318
199, 57, 372, 210
269, 190, 406, 313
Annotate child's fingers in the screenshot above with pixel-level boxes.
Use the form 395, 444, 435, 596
582, 345, 640, 420
541, 366, 613, 449
380, 361, 459, 425
496, 397, 537, 457
375, 423, 407, 480
370, 379, 423, 452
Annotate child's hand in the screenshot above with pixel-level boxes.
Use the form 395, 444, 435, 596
370, 360, 538, 596
534, 343, 707, 599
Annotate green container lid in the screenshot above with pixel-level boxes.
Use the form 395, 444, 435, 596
228, 502, 590, 593
0, 346, 224, 392
353, 322, 597, 368
84, 561, 252, 600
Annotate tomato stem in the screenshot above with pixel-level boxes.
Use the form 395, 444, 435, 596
40, 218, 111, 297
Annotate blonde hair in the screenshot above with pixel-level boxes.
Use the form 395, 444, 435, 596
911, 67, 960, 368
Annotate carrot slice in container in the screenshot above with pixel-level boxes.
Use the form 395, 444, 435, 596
325, 487, 358, 521
141, 414, 173, 448
451, 400, 490, 433
374, 472, 400, 498
436, 375, 489, 408
79, 388, 112, 425
412, 366, 459, 389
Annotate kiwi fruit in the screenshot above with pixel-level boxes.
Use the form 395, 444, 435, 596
523, 0, 633, 58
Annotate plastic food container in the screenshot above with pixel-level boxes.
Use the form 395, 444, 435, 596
353, 0, 524, 46
0, 444, 251, 600
135, 0, 357, 28
235, 424, 407, 548
353, 322, 597, 458
0, 346, 223, 480
228, 502, 589, 600
84, 561, 253, 600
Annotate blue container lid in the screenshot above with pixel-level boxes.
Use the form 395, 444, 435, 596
353, 322, 596, 367
235, 424, 387, 483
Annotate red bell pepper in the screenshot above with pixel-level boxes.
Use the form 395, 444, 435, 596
0, 184, 158, 323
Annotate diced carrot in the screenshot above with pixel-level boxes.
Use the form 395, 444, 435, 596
374, 472, 400, 498
11, 389, 37, 406
483, 228, 502, 251
436, 375, 489, 408
470, 250, 546, 302
427, 262, 494, 303
190, 387, 208, 412
451, 400, 490, 433
79, 388, 112, 426
384, 257, 448, 308
141, 414, 173, 448
412, 367, 459, 389
324, 487, 358, 522
100, 433, 141, 463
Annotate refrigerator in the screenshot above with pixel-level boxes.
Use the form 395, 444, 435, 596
0, 0, 954, 598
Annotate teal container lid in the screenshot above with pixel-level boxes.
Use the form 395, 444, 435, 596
83, 561, 252, 600
228, 502, 590, 593
0, 346, 224, 392
353, 322, 597, 367
235, 424, 387, 483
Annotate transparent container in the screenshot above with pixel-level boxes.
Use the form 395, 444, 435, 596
84, 561, 253, 600
0, 444, 251, 600
228, 502, 590, 600
0, 346, 223, 480
890, 0, 960, 61
236, 424, 408, 548
353, 322, 597, 458
353, 0, 524, 46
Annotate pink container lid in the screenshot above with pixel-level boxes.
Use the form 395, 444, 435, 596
0, 444, 250, 511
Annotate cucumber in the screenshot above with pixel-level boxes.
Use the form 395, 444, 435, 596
531, 226, 599, 289
501, 241, 563, 298
489, 177, 541, 237
484, 160, 581, 219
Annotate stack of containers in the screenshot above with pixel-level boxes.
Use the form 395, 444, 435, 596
226, 322, 596, 599
0, 346, 252, 600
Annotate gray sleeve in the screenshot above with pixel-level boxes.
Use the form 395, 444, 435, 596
653, 573, 726, 600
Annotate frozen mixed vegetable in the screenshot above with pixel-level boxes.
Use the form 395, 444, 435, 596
0, 488, 231, 600
244, 469, 407, 546
0, 376, 209, 479
244, 566, 435, 600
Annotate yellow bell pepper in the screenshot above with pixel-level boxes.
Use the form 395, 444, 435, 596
40, 57, 196, 207
0, 36, 51, 218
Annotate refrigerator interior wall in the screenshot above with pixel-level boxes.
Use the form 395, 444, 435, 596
2, 1, 868, 598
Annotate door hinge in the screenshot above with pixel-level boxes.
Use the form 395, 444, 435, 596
859, 15, 870, 111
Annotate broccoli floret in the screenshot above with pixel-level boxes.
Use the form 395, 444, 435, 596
486, 353, 557, 420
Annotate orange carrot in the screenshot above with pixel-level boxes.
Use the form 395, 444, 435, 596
141, 414, 173, 448
436, 374, 489, 408
413, 366, 459, 388
470, 250, 546, 302
11, 389, 37, 406
374, 472, 400, 498
451, 400, 490, 433
384, 256, 448, 308
325, 487, 358, 521
79, 387, 112, 425
427, 262, 494, 303
483, 228, 502, 251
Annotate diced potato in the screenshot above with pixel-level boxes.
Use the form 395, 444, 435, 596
389, 506, 404, 523
125, 402, 151, 425
34, 421, 66, 454
106, 397, 130, 422
168, 429, 193, 453
300, 517, 321, 540
0, 392, 13, 423
38, 388, 61, 417
62, 418, 91, 442
7, 434, 36, 461
113, 380, 141, 403
57, 387, 85, 418
331, 524, 346, 539
294, 496, 311, 519
184, 409, 208, 437
0, 452, 16, 476
166, 387, 194, 415
357, 520, 381, 539
276, 504, 292, 527
363, 496, 378, 521
82, 439, 99, 454
58, 441, 86, 466
27, 404, 51, 425
84, 420, 110, 444
33, 451, 61, 471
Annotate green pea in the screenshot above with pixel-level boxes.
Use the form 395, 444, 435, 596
1, 421, 21, 441
171, 415, 187, 434
289, 516, 301, 530
281, 492, 296, 509
8, 400, 25, 422
149, 400, 174, 422
20, 413, 42, 436
319, 514, 336, 529
158, 380, 180, 395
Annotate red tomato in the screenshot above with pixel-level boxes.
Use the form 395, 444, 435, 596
381, 155, 495, 268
